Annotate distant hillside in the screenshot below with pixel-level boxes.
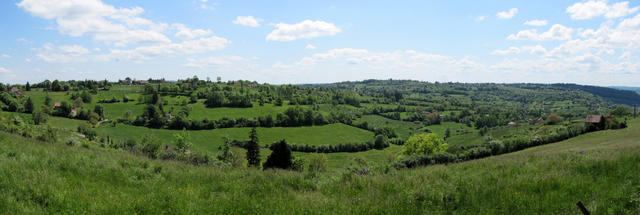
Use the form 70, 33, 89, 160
608, 86, 640, 91
553, 83, 640, 106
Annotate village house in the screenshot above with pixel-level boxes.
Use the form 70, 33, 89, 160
585, 115, 606, 131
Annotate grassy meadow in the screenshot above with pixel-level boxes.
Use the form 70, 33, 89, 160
0, 118, 638, 214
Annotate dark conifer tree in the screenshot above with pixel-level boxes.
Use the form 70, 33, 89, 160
246, 128, 261, 167
263, 139, 292, 170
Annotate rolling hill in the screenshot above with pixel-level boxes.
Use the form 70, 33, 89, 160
553, 83, 640, 106
1, 118, 638, 214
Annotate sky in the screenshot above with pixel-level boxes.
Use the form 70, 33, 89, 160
1, 0, 640, 86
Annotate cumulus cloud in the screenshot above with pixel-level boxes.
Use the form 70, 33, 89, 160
524, 20, 548, 26
491, 46, 549, 55
475, 16, 487, 22
173, 23, 212, 40
233, 16, 261, 27
107, 36, 230, 62
566, 0, 639, 20
17, 0, 172, 46
491, 47, 520, 55
266, 20, 341, 41
507, 24, 574, 40
497, 8, 518, 19
36, 43, 91, 63
1, 54, 10, 58
522, 45, 548, 55
305, 44, 316, 49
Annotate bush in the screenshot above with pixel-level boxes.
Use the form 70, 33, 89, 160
544, 113, 564, 125
401, 133, 448, 156
306, 154, 328, 175
77, 123, 97, 140
263, 139, 292, 170
374, 135, 389, 150
291, 157, 306, 172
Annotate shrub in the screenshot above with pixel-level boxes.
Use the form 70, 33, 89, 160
544, 113, 564, 125
374, 135, 389, 150
401, 133, 448, 156
307, 154, 328, 175
263, 139, 292, 170
77, 123, 97, 140
291, 157, 306, 172
32, 109, 48, 125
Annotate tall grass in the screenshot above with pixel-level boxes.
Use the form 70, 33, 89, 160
1, 119, 639, 214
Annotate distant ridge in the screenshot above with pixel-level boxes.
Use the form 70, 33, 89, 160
553, 83, 640, 106
607, 86, 640, 92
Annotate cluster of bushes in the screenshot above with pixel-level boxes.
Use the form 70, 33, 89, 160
0, 92, 25, 112
70, 91, 93, 103
393, 124, 589, 169
77, 123, 97, 140
98, 97, 120, 103
51, 101, 103, 123
204, 91, 252, 108
129, 106, 343, 130
0, 115, 57, 143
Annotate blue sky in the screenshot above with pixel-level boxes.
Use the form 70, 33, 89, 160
1, 0, 639, 86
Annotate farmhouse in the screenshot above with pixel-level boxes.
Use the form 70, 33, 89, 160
53, 102, 62, 109
585, 115, 606, 131
507, 121, 519, 126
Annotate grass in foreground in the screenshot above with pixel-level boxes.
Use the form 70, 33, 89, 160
0, 119, 639, 214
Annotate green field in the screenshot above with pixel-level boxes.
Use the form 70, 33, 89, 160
95, 123, 374, 153
1, 118, 638, 214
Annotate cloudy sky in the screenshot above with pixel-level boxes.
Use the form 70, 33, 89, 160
1, 0, 640, 86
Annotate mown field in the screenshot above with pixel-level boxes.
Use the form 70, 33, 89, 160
0, 117, 638, 214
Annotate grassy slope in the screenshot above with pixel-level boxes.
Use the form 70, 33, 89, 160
1, 118, 639, 214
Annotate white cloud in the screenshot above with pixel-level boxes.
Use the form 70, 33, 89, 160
0, 67, 11, 73
232, 16, 261, 27
491, 45, 548, 55
524, 20, 548, 26
184, 56, 246, 68
36, 43, 91, 63
1, 54, 10, 58
475, 16, 487, 22
507, 24, 574, 40
619, 51, 632, 60
566, 0, 639, 20
522, 45, 548, 55
497, 8, 518, 19
305, 44, 316, 49
266, 20, 341, 41
491, 47, 520, 55
108, 36, 230, 62
173, 23, 212, 40
18, 0, 173, 46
